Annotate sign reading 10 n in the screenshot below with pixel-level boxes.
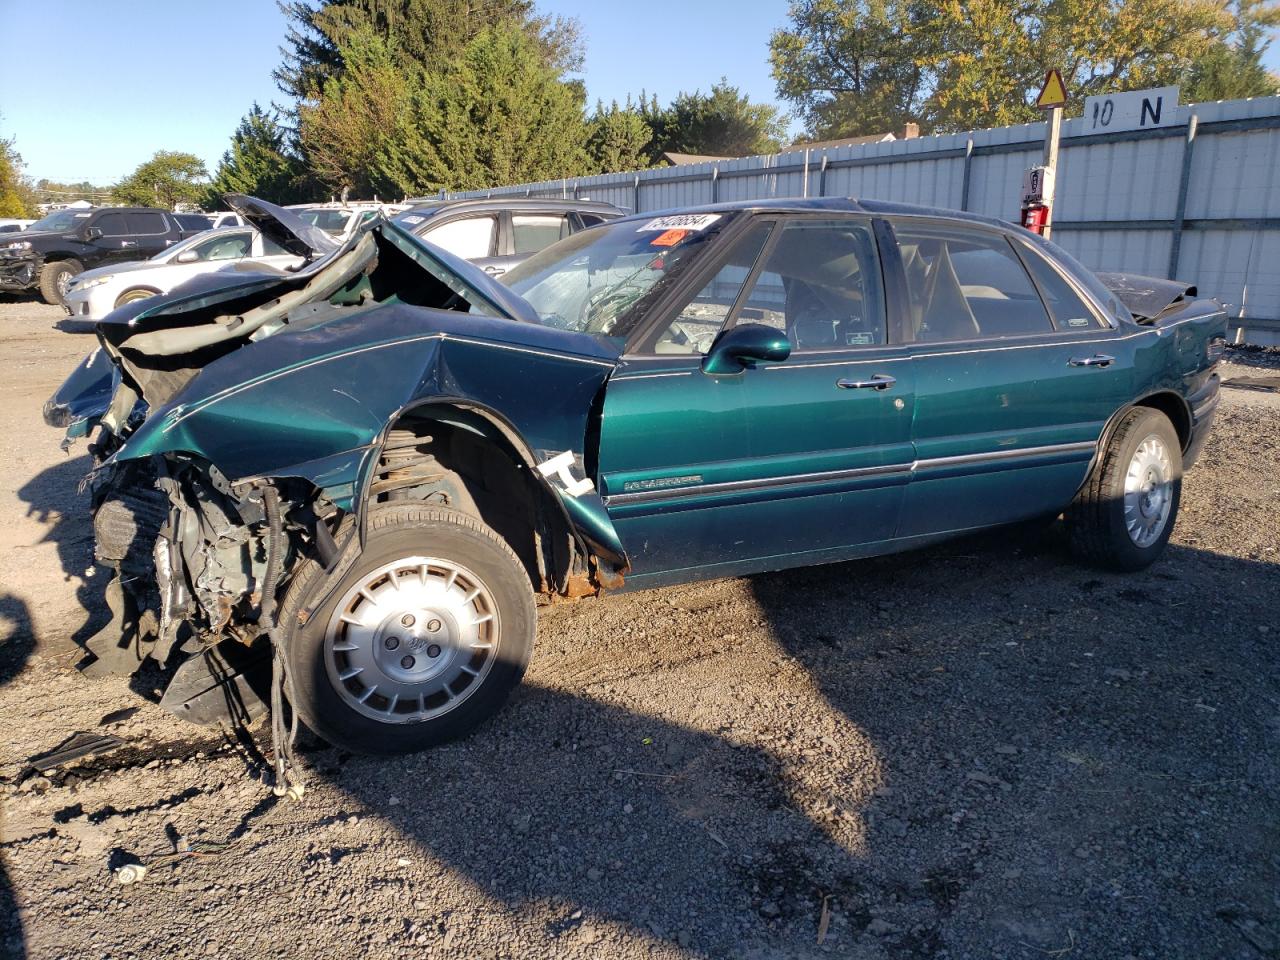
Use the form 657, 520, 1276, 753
1084, 86, 1181, 134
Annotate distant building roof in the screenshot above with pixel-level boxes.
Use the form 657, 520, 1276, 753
789, 132, 897, 151
659, 151, 733, 166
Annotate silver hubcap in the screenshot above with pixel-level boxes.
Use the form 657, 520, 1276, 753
56, 270, 72, 297
324, 556, 499, 724
1124, 434, 1173, 548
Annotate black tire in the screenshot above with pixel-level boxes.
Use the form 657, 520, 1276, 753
38, 259, 83, 306
279, 504, 535, 755
1066, 407, 1182, 571
114, 287, 160, 309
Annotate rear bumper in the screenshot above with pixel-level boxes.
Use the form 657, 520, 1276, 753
1183, 372, 1220, 469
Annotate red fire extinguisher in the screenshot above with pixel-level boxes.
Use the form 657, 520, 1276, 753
1021, 203, 1049, 235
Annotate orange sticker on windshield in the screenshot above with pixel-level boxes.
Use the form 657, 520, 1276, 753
650, 228, 689, 247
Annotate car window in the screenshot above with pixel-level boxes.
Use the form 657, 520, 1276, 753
422, 215, 496, 260
650, 223, 773, 355
730, 219, 886, 350
189, 232, 252, 261
1015, 242, 1104, 330
576, 213, 607, 229
129, 212, 170, 235
511, 214, 571, 256
894, 225, 1052, 341
95, 213, 129, 237
260, 233, 289, 256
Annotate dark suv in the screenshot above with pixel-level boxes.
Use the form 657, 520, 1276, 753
0, 206, 206, 305
394, 197, 625, 277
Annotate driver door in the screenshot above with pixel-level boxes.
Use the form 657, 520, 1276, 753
597, 215, 916, 587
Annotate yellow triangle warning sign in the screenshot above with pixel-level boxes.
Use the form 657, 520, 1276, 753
1036, 69, 1068, 110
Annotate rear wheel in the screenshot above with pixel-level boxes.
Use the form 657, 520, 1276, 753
279, 504, 535, 755
1066, 407, 1182, 571
38, 259, 83, 305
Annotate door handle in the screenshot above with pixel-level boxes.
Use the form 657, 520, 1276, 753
837, 374, 897, 390
1068, 354, 1115, 367
120, 240, 137, 247
483, 265, 505, 276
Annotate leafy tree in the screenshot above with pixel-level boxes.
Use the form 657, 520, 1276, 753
275, 0, 582, 100
296, 30, 412, 197
586, 98, 656, 173
771, 0, 1245, 136
113, 151, 209, 209
1181, 0, 1280, 99
206, 104, 309, 207
0, 133, 38, 218
770, 0, 927, 139
406, 24, 590, 191
649, 80, 789, 157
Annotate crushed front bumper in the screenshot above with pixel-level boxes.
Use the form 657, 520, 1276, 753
0, 258, 37, 291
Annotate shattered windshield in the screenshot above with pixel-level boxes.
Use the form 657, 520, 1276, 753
501, 212, 732, 342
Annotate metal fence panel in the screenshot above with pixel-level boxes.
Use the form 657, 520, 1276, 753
446, 95, 1280, 339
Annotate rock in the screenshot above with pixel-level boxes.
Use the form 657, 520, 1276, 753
994, 744, 1019, 755
586, 867, 602, 882
866, 918, 899, 937
759, 901, 781, 919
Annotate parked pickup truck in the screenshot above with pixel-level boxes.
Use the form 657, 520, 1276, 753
0, 206, 206, 305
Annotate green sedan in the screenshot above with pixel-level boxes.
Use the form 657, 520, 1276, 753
48, 196, 1226, 758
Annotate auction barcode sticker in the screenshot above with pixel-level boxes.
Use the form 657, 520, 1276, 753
636, 214, 721, 232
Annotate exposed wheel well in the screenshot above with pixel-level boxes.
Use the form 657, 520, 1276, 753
366, 406, 577, 595
1133, 392, 1191, 451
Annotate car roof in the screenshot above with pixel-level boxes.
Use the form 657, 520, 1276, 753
606, 197, 1018, 233
398, 197, 627, 218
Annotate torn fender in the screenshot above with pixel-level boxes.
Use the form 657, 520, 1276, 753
111, 300, 629, 569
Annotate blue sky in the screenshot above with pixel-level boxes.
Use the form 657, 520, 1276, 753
1, 0, 1277, 185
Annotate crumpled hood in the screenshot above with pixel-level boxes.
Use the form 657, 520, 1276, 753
1096, 272, 1198, 321
225, 194, 337, 257
0, 229, 72, 249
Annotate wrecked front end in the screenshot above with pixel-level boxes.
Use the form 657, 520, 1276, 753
62, 212, 625, 730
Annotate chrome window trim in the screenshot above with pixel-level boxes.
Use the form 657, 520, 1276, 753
603, 440, 1097, 506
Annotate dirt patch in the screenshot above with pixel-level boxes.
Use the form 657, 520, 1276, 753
1, 300, 1277, 959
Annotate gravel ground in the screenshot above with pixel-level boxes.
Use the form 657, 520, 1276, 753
1, 298, 1277, 960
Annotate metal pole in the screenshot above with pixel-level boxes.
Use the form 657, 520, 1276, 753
1042, 107, 1062, 240
1168, 113, 1198, 280
633, 174, 640, 214
802, 149, 810, 198
959, 138, 974, 211
711, 166, 719, 204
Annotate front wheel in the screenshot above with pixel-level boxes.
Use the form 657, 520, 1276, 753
38, 259, 83, 305
1065, 407, 1182, 571
279, 505, 536, 755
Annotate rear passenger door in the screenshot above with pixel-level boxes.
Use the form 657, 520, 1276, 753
128, 211, 176, 259
886, 219, 1132, 537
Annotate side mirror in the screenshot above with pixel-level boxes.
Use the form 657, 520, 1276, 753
174, 249, 199, 264
85, 227, 103, 241
702, 322, 792, 375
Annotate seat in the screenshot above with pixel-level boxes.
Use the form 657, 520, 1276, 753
917, 244, 978, 341
785, 280, 839, 349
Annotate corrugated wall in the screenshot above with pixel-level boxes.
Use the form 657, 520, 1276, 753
449, 95, 1280, 338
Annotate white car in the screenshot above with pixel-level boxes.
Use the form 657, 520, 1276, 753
62, 225, 304, 320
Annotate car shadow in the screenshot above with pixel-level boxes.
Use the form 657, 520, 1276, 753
0, 593, 36, 958
320, 677, 882, 955
744, 524, 1280, 954
15, 454, 105, 651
